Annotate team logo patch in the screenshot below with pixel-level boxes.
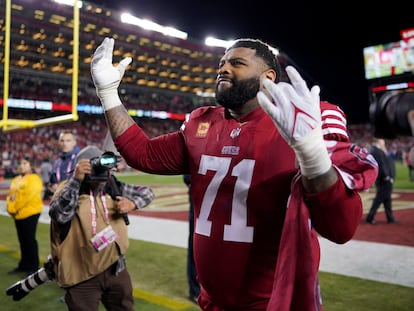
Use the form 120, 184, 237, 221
196, 122, 210, 137
230, 128, 241, 138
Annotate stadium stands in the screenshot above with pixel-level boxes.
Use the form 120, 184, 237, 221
0, 0, 227, 103
1, 0, 413, 178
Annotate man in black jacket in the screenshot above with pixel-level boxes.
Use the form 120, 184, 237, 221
366, 138, 398, 224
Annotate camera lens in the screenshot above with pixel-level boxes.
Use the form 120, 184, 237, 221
370, 90, 414, 138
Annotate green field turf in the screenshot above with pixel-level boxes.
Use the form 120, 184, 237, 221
0, 163, 413, 310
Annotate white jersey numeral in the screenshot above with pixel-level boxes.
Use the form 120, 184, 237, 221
196, 155, 255, 243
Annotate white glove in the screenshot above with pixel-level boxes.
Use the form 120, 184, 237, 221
91, 37, 132, 111
257, 66, 331, 179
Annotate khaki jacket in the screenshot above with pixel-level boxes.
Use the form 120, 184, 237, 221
50, 193, 128, 287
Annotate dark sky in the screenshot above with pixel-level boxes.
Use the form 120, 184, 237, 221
90, 0, 413, 124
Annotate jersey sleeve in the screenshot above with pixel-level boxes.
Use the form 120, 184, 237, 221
320, 100, 349, 141
305, 101, 379, 242
114, 123, 187, 174
320, 100, 378, 190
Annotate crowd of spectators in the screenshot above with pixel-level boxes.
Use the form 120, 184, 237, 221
2, 82, 218, 179
1, 106, 414, 180
348, 123, 414, 162
7, 80, 216, 115
0, 114, 183, 178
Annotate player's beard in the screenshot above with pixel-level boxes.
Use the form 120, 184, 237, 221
215, 76, 260, 110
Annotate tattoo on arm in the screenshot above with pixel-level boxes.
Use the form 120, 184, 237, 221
104, 106, 135, 139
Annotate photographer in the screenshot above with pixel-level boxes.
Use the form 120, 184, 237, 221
48, 145, 154, 311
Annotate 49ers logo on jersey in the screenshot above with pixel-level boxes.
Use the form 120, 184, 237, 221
196, 122, 210, 137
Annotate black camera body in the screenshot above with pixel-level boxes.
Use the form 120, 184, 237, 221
88, 151, 120, 181
369, 86, 414, 139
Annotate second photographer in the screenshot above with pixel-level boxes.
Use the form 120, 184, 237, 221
48, 145, 155, 310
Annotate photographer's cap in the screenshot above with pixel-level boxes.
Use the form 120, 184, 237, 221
76, 145, 102, 163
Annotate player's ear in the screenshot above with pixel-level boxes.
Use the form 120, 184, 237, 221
264, 68, 276, 82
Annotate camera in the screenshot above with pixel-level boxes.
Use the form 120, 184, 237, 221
88, 152, 129, 224
88, 151, 121, 181
6, 256, 55, 301
369, 88, 414, 139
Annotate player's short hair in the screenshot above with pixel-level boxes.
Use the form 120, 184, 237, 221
226, 38, 282, 82
58, 129, 76, 140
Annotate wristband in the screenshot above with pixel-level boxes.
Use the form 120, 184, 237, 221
291, 127, 331, 179
97, 82, 122, 111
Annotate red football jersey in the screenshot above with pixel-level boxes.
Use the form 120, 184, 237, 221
115, 103, 377, 310
182, 106, 297, 308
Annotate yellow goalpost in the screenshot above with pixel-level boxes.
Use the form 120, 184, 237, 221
0, 0, 80, 132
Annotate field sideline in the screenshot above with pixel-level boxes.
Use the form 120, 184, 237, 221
0, 168, 413, 310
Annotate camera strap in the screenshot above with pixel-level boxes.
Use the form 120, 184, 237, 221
90, 190, 109, 235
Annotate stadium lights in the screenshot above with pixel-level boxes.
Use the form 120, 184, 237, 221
205, 37, 234, 49
53, 0, 83, 8
205, 36, 280, 56
120, 13, 188, 40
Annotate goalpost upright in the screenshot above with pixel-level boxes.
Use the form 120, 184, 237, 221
0, 0, 80, 132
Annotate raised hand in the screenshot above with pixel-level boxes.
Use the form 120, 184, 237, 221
91, 37, 132, 110
257, 66, 331, 179
257, 66, 321, 144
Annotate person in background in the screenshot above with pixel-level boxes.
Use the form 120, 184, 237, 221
49, 145, 155, 311
183, 174, 201, 303
47, 130, 80, 198
91, 37, 378, 310
366, 138, 398, 224
6, 156, 43, 276
405, 145, 414, 181
39, 157, 53, 200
